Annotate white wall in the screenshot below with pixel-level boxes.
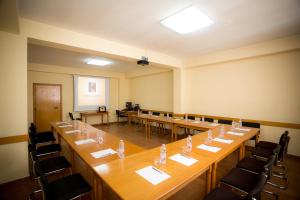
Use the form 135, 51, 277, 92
0, 31, 28, 183
129, 71, 173, 112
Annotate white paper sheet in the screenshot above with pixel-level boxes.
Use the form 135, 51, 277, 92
197, 144, 221, 152
90, 149, 117, 158
58, 124, 73, 128
173, 118, 181, 121
75, 138, 96, 145
213, 137, 233, 144
56, 121, 68, 125
192, 121, 201, 124
235, 127, 251, 132
169, 154, 198, 166
65, 130, 81, 134
208, 123, 219, 126
136, 166, 171, 185
226, 131, 244, 136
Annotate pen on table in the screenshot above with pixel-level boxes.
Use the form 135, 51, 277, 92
152, 166, 163, 174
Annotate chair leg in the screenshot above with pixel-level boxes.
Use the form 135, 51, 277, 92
267, 180, 288, 190
263, 189, 279, 200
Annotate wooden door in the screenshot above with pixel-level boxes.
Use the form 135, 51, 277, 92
34, 84, 62, 132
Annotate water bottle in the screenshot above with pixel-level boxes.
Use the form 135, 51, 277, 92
187, 135, 192, 153
137, 109, 140, 116
202, 116, 205, 122
219, 125, 225, 138
185, 114, 188, 121
119, 140, 125, 159
208, 129, 213, 142
97, 132, 103, 144
160, 144, 167, 164
239, 119, 242, 128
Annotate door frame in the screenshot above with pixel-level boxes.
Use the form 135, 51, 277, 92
33, 83, 63, 125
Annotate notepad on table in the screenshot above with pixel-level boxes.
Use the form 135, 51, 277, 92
226, 131, 244, 136
208, 123, 219, 126
65, 130, 80, 134
136, 166, 170, 185
58, 124, 73, 128
197, 144, 221, 152
75, 138, 96, 145
235, 127, 251, 132
169, 154, 198, 166
91, 149, 117, 159
213, 137, 233, 144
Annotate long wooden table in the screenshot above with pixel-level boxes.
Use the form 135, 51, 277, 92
81, 111, 110, 125
51, 116, 258, 200
50, 121, 144, 199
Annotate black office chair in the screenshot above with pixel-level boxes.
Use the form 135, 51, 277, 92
69, 112, 82, 121
116, 110, 127, 123
256, 131, 288, 151
152, 111, 160, 116
218, 119, 232, 125
204, 172, 267, 200
141, 110, 149, 114
29, 123, 56, 145
37, 162, 92, 200
29, 136, 61, 158
205, 117, 214, 122
242, 121, 260, 145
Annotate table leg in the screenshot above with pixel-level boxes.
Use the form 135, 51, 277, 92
239, 143, 245, 161
211, 162, 218, 190
101, 114, 104, 125
85, 116, 87, 123
93, 175, 98, 200
206, 165, 212, 194
107, 113, 109, 125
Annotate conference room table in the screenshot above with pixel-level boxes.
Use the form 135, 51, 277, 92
50, 121, 144, 199
51, 118, 258, 200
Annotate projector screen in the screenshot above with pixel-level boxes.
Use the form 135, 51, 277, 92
73, 75, 109, 111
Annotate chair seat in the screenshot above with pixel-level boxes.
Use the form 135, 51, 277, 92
37, 156, 71, 176
237, 157, 266, 173
48, 173, 91, 200
252, 146, 279, 158
204, 188, 244, 200
34, 132, 56, 144
256, 141, 278, 149
36, 144, 61, 156
221, 168, 260, 193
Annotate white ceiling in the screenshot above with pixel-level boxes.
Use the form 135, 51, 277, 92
19, 0, 300, 60
28, 44, 162, 73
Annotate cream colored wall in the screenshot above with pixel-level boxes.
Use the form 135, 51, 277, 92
182, 50, 300, 155
129, 71, 173, 112
0, 31, 28, 183
28, 63, 128, 125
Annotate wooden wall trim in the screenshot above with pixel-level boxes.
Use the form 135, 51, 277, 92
0, 134, 28, 145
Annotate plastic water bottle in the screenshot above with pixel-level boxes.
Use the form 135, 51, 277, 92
239, 119, 242, 128
219, 125, 225, 138
202, 116, 205, 122
187, 135, 192, 153
97, 133, 103, 144
160, 144, 167, 164
137, 109, 140, 116
118, 140, 125, 159
208, 129, 213, 142
185, 114, 188, 121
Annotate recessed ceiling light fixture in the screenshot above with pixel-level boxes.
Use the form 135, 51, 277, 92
86, 58, 112, 66
161, 6, 213, 34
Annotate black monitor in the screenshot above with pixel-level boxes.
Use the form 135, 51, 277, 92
125, 102, 133, 110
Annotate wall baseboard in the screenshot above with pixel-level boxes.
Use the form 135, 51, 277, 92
0, 134, 28, 145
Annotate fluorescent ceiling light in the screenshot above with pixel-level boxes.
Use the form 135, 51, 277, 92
86, 58, 112, 66
161, 6, 213, 34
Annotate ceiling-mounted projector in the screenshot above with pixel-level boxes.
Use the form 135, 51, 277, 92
137, 56, 149, 66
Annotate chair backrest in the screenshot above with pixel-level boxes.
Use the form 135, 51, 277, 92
242, 121, 261, 128
35, 161, 50, 199
279, 131, 288, 145
247, 172, 268, 200
69, 112, 74, 120
141, 110, 149, 114
218, 119, 232, 125
205, 117, 214, 122
169, 113, 173, 117
187, 116, 195, 120
278, 135, 290, 161
116, 110, 120, 116
152, 112, 160, 116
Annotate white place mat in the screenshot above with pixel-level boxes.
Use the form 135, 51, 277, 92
169, 154, 198, 166
65, 130, 80, 134
58, 124, 73, 128
226, 131, 244, 136
173, 118, 181, 121
213, 137, 234, 144
197, 144, 221, 152
90, 148, 117, 159
208, 123, 219, 126
56, 121, 68, 125
75, 138, 96, 145
192, 121, 201, 124
136, 166, 170, 185
235, 127, 251, 132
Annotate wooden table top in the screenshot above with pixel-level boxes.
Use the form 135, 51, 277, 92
96, 142, 215, 200
51, 121, 144, 170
